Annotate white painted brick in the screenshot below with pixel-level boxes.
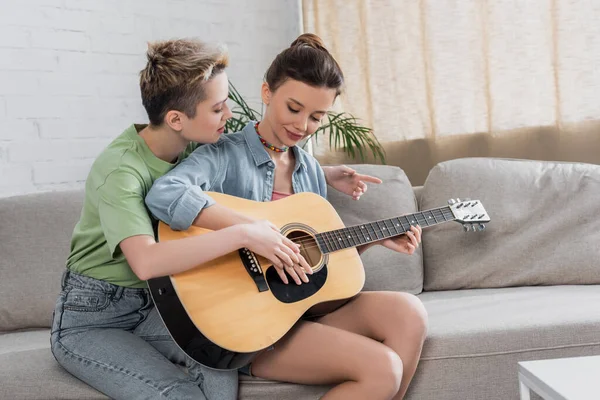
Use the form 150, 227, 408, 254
0, 26, 31, 49
38, 119, 136, 139
6, 96, 71, 118
31, 29, 89, 51
89, 13, 135, 35
120, 1, 169, 18
8, 139, 110, 162
63, 0, 120, 11
153, 18, 212, 39
0, 6, 94, 31
0, 6, 44, 28
0, 119, 39, 141
0, 49, 58, 71
34, 159, 94, 184
96, 75, 140, 98
90, 33, 144, 55
65, 97, 143, 120
0, 72, 40, 96
38, 72, 97, 97
0, 164, 33, 187
0, 0, 300, 197
0, 143, 8, 161
0, 6, 91, 31
164, 2, 222, 20
56, 51, 143, 75
12, 0, 63, 6
40, 8, 92, 31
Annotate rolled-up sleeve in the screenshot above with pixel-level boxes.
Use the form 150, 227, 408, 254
146, 146, 222, 231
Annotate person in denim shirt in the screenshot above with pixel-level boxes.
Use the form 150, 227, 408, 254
50, 38, 376, 400
146, 34, 428, 400
146, 120, 328, 229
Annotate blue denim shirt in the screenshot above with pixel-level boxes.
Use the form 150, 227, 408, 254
145, 122, 328, 230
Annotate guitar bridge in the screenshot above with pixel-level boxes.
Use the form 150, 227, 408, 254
238, 248, 269, 292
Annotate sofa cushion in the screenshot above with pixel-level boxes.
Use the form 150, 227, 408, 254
0, 330, 105, 399
419, 158, 600, 290
3, 286, 599, 400
0, 190, 84, 331
407, 285, 600, 400
327, 164, 423, 294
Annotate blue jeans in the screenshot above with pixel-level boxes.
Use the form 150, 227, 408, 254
50, 271, 238, 400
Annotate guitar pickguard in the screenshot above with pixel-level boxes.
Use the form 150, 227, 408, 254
265, 263, 328, 303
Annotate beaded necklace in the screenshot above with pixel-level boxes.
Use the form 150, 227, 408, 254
254, 122, 289, 153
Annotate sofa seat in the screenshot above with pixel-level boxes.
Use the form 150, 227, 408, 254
406, 285, 600, 400
4, 286, 597, 400
0, 330, 104, 399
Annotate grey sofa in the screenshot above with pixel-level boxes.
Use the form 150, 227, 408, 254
2, 158, 599, 400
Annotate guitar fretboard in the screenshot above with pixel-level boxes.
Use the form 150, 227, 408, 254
315, 206, 454, 254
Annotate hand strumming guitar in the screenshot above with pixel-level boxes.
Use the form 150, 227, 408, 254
240, 220, 313, 285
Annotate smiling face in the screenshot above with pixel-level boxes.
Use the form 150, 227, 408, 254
177, 71, 232, 144
260, 79, 337, 148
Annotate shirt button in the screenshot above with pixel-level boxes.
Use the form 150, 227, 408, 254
268, 162, 273, 167
266, 171, 272, 176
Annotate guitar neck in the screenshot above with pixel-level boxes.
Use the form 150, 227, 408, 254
315, 206, 455, 254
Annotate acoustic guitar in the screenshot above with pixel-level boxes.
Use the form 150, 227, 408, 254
148, 192, 489, 370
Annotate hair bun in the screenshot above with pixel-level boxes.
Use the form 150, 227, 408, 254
290, 33, 328, 53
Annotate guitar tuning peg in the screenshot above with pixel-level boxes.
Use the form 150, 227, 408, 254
456, 198, 461, 203
478, 223, 486, 231
463, 224, 470, 232
448, 199, 456, 205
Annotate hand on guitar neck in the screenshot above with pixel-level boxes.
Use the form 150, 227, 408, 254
358, 224, 422, 255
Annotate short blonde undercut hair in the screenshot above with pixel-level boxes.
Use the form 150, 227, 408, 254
139, 39, 229, 125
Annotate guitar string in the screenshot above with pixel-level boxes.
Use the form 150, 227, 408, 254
266, 218, 456, 252
271, 208, 456, 247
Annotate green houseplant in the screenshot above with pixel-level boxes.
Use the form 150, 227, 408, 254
225, 82, 386, 163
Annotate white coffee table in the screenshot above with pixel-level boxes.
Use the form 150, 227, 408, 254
518, 355, 600, 400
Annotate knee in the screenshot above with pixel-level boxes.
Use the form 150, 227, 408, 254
363, 348, 403, 399
391, 293, 428, 339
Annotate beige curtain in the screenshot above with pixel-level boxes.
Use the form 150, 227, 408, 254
303, 0, 600, 184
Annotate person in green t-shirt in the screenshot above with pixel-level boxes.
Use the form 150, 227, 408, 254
50, 39, 382, 400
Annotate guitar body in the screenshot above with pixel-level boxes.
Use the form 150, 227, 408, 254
148, 191, 365, 370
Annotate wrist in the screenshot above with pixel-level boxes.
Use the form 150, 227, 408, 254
231, 224, 250, 249
322, 166, 333, 183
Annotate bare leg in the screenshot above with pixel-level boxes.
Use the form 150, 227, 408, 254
317, 291, 428, 399
250, 291, 427, 400
251, 319, 403, 400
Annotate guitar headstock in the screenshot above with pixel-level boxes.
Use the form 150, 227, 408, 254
448, 198, 490, 232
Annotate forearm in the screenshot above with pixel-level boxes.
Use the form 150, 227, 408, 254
322, 166, 334, 185
192, 203, 255, 230
128, 225, 249, 280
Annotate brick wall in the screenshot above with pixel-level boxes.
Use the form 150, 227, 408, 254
0, 0, 301, 197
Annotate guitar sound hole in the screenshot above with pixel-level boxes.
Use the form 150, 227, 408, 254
287, 230, 323, 272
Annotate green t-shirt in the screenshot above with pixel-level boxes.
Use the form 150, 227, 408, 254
67, 124, 198, 288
